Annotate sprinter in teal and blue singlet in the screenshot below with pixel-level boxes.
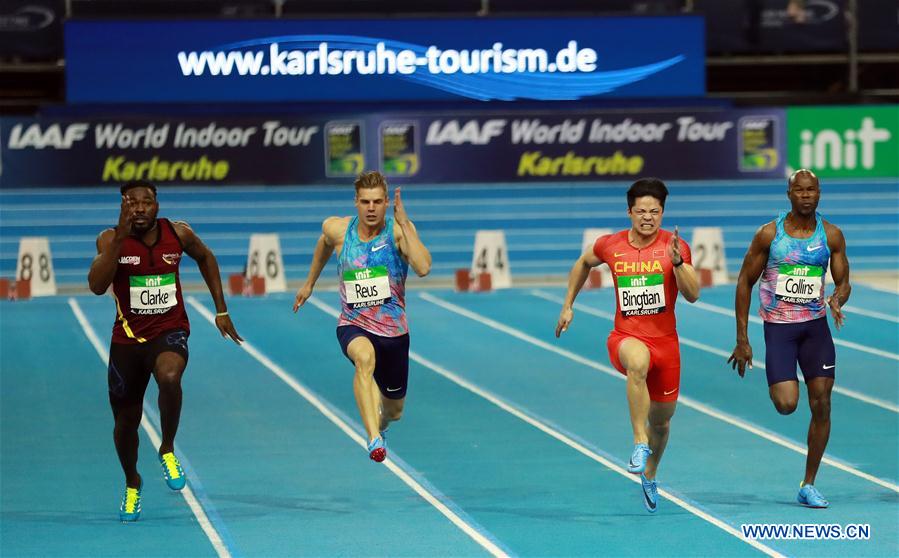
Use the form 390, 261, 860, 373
293, 171, 432, 463
729, 169, 851, 508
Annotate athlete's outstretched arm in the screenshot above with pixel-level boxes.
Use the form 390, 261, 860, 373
669, 226, 699, 303
727, 222, 774, 377
174, 221, 242, 344
293, 217, 342, 312
555, 248, 602, 338
825, 223, 851, 329
88, 196, 135, 294
393, 188, 431, 277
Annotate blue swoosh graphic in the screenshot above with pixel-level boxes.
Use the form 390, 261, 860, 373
214, 34, 684, 100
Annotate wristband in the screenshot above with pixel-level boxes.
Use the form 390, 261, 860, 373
216, 311, 229, 317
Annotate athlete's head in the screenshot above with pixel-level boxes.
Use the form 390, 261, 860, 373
120, 180, 158, 234
354, 170, 389, 228
626, 178, 668, 238
787, 169, 820, 217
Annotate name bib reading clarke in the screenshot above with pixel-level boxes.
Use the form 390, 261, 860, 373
344, 266, 391, 309
618, 273, 666, 316
775, 264, 823, 304
130, 273, 178, 315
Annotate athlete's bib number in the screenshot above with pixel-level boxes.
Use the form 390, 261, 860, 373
344, 266, 391, 309
130, 273, 178, 315
617, 274, 666, 316
775, 264, 823, 304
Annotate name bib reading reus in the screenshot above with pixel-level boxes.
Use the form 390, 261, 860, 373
344, 266, 391, 309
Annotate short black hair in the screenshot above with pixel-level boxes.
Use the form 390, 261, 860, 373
120, 180, 157, 197
627, 177, 668, 209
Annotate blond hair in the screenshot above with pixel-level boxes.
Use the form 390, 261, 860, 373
354, 170, 388, 196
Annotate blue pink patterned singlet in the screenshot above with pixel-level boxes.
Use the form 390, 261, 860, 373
337, 217, 409, 336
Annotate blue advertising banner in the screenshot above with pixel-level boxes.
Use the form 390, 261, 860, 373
65, 16, 705, 103
0, 117, 330, 186
0, 108, 783, 187
405, 108, 785, 181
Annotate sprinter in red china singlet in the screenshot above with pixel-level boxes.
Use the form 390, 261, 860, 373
555, 178, 700, 513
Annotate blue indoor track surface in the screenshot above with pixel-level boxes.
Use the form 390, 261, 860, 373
1, 282, 897, 557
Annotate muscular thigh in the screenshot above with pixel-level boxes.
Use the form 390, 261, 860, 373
797, 318, 835, 382
346, 335, 376, 368
338, 325, 375, 366
763, 321, 801, 386
147, 330, 189, 380
644, 335, 681, 403
108, 342, 153, 409
607, 332, 650, 374
371, 333, 410, 400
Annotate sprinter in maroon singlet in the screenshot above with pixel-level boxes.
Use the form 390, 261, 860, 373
88, 180, 242, 522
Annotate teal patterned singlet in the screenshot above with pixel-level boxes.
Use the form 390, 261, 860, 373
337, 217, 409, 336
758, 212, 830, 324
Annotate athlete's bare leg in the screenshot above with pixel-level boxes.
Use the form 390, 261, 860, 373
347, 336, 382, 443
380, 396, 405, 432
804, 377, 833, 485
643, 401, 677, 480
153, 351, 187, 455
769, 380, 800, 415
112, 401, 143, 488
619, 337, 652, 445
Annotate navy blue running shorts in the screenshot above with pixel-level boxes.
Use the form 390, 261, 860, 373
763, 317, 835, 386
336, 325, 410, 399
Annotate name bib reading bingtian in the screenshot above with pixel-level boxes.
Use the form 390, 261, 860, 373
618, 274, 666, 316
130, 273, 177, 314
775, 264, 823, 304
344, 266, 391, 309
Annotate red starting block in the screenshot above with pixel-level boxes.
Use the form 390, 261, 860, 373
8, 279, 31, 301
229, 274, 265, 296
228, 273, 244, 296
699, 268, 714, 288
454, 269, 472, 292
475, 272, 492, 292
0, 278, 9, 299
585, 269, 603, 289
454, 269, 493, 292
244, 276, 266, 296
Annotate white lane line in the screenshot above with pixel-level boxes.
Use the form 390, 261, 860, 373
690, 301, 899, 362
842, 305, 899, 323
68, 298, 232, 558
419, 292, 899, 494
305, 295, 785, 558
529, 290, 899, 414
186, 297, 511, 558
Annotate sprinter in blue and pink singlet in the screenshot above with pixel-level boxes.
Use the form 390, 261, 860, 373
729, 170, 851, 508
293, 171, 432, 463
